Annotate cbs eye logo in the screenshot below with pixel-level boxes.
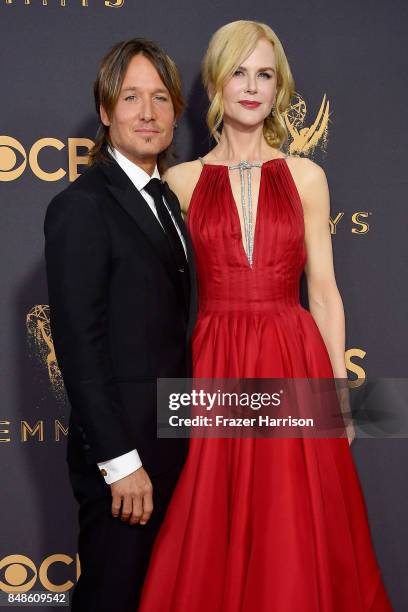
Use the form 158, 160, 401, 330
0, 554, 77, 592
0, 136, 93, 183
0, 137, 26, 181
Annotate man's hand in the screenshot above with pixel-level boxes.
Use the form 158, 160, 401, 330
110, 467, 153, 526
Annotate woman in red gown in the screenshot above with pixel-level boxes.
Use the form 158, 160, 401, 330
138, 20, 392, 611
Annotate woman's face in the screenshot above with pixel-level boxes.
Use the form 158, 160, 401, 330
221, 37, 277, 130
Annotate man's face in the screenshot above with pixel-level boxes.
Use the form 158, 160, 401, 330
101, 53, 175, 169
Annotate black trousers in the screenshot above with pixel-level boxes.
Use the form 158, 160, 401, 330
68, 461, 184, 612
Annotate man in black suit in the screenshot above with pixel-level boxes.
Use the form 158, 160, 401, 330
44, 39, 196, 611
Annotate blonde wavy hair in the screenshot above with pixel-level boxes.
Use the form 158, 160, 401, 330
202, 20, 295, 149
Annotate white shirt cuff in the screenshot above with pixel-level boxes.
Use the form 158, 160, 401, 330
97, 449, 142, 484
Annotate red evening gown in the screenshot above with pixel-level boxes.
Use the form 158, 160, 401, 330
138, 156, 392, 611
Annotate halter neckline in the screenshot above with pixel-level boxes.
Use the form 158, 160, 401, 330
198, 154, 291, 168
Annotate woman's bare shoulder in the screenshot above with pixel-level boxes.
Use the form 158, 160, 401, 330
286, 156, 328, 210
163, 160, 203, 214
288, 155, 327, 182
163, 159, 203, 182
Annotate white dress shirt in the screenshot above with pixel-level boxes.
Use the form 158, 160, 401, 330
97, 147, 187, 485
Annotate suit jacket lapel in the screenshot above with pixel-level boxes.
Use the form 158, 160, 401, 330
99, 158, 181, 291
162, 182, 188, 243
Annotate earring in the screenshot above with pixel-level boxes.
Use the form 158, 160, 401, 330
269, 105, 275, 118
174, 121, 178, 129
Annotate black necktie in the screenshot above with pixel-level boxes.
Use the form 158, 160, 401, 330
144, 178, 187, 271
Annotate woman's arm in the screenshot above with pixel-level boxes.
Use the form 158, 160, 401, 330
299, 160, 355, 443
300, 160, 348, 380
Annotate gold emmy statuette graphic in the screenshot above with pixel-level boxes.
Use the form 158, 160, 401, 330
26, 305, 65, 400
285, 93, 330, 156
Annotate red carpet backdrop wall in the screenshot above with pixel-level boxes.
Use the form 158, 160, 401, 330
1, 0, 407, 609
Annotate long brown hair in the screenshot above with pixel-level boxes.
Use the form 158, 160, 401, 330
88, 38, 185, 173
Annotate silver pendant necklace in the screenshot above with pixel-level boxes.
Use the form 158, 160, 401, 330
228, 160, 262, 267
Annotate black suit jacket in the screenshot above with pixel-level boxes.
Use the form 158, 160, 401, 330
44, 156, 197, 476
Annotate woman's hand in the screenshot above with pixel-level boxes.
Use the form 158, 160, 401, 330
336, 382, 356, 445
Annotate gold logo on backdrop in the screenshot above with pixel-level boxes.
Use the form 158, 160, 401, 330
0, 136, 93, 182
0, 419, 68, 443
285, 93, 330, 156
0, 136, 27, 180
26, 305, 65, 399
330, 212, 371, 235
345, 349, 366, 382
0, 421, 11, 442
282, 95, 373, 234
4, 1, 124, 7
0, 554, 80, 592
